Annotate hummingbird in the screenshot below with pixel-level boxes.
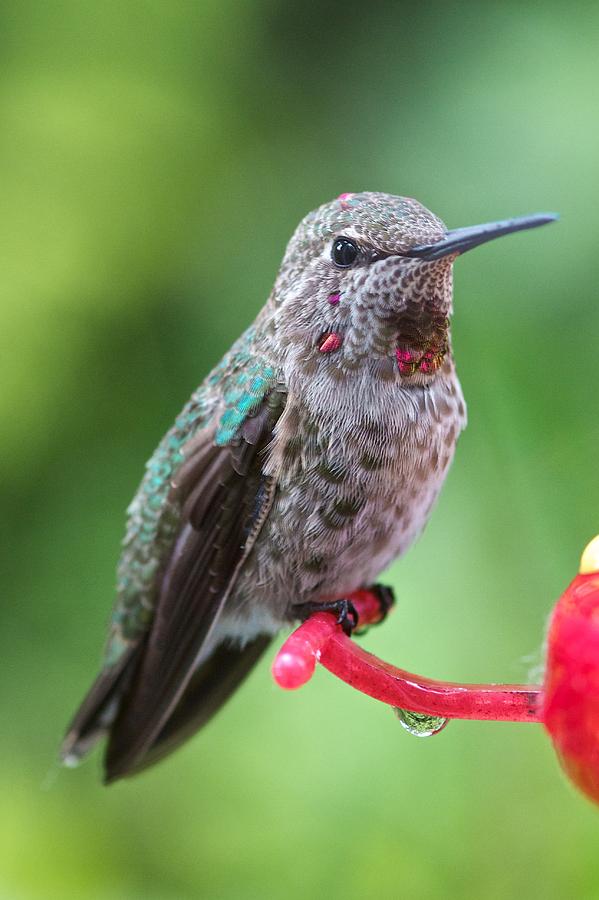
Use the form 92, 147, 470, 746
61, 192, 557, 783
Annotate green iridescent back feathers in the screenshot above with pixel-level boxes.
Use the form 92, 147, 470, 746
106, 327, 277, 665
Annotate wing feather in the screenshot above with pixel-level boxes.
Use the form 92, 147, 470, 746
103, 396, 282, 780
106, 635, 271, 781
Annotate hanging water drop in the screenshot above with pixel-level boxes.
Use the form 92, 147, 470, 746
394, 707, 449, 736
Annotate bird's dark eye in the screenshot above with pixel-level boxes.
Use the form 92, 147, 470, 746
332, 237, 359, 268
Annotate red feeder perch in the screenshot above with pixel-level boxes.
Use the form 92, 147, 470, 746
272, 535, 599, 806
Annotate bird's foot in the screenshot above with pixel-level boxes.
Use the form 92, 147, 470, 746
368, 583, 395, 623
348, 584, 395, 635
297, 598, 360, 636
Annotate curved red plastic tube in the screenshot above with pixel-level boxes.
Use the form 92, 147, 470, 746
272, 589, 543, 722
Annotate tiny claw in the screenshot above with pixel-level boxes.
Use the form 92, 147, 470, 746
336, 599, 359, 636
370, 584, 395, 622
349, 584, 396, 634
295, 598, 360, 636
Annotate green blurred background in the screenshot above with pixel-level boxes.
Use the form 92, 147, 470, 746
3, 2, 599, 897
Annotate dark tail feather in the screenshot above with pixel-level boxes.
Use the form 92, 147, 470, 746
60, 646, 140, 767
104, 635, 271, 784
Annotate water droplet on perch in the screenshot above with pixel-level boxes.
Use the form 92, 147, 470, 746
394, 708, 449, 737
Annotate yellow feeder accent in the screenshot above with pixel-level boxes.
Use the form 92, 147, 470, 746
580, 535, 599, 574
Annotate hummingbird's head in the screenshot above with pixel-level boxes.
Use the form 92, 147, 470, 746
271, 191, 556, 385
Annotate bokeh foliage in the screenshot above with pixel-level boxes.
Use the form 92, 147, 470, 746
3, 2, 599, 897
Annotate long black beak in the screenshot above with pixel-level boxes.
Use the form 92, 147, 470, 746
408, 213, 558, 260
